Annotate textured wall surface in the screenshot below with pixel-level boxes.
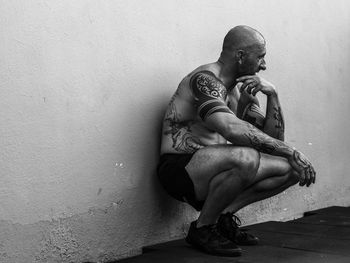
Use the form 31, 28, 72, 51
0, 0, 350, 262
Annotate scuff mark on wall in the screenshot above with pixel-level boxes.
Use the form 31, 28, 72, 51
0, 201, 144, 263
35, 223, 79, 262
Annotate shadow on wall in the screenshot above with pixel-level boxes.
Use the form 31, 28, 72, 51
105, 71, 198, 255
144, 84, 198, 243
149, 82, 197, 222
150, 101, 183, 216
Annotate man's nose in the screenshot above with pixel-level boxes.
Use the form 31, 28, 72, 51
260, 60, 266, 71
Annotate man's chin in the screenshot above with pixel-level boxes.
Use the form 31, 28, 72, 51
238, 71, 256, 77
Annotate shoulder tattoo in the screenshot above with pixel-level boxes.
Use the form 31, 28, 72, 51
191, 71, 232, 120
193, 72, 227, 99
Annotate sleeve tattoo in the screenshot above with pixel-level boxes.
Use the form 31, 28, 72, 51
273, 106, 285, 139
190, 71, 233, 120
244, 123, 290, 154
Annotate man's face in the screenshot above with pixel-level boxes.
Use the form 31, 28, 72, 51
238, 44, 266, 76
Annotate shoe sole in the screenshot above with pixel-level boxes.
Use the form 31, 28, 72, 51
185, 236, 242, 257
219, 228, 260, 246
238, 238, 259, 246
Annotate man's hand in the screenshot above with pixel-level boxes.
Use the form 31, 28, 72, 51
288, 150, 316, 187
237, 75, 276, 96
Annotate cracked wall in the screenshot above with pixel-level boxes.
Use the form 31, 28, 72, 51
0, 0, 350, 262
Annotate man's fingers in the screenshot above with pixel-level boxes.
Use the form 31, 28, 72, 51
306, 163, 316, 186
306, 168, 313, 187
311, 166, 316, 184
304, 168, 309, 187
246, 83, 256, 94
306, 164, 317, 186
252, 86, 262, 96
299, 170, 306, 186
240, 79, 255, 92
245, 80, 260, 94
299, 165, 316, 187
292, 151, 316, 187
240, 79, 255, 91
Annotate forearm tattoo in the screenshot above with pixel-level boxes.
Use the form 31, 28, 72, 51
163, 97, 203, 153
264, 105, 285, 140
242, 103, 265, 130
273, 106, 284, 129
273, 106, 285, 137
244, 124, 289, 154
191, 71, 233, 120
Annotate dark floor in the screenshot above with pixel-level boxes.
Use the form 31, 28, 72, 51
117, 206, 350, 263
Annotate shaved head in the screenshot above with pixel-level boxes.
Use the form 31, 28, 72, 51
218, 25, 267, 77
222, 25, 265, 53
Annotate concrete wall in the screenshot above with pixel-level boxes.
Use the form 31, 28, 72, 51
0, 0, 349, 262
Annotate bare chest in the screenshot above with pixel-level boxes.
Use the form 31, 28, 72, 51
226, 88, 240, 115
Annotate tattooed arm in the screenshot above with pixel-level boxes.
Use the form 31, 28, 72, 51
237, 75, 285, 140
263, 93, 284, 140
212, 113, 315, 186
191, 71, 316, 187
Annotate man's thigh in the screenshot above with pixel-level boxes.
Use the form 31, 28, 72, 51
185, 144, 292, 200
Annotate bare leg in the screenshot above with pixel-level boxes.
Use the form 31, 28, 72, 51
195, 166, 254, 227
225, 153, 299, 213
226, 172, 298, 213
185, 146, 298, 227
186, 145, 260, 227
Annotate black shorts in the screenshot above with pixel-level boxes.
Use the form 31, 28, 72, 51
157, 154, 204, 211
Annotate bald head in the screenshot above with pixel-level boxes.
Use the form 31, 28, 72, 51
218, 26, 267, 77
222, 25, 265, 53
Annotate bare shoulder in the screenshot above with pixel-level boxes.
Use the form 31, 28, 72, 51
190, 71, 228, 101
169, 63, 223, 103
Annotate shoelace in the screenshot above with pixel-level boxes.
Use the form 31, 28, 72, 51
222, 212, 242, 229
226, 213, 252, 239
228, 213, 242, 227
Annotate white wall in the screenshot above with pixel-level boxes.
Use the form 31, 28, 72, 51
0, 0, 349, 262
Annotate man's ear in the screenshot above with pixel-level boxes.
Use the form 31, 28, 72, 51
236, 50, 245, 64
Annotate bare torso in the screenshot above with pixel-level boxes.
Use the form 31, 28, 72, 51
160, 63, 257, 154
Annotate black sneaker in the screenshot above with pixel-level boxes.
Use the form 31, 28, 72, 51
185, 221, 242, 257
217, 212, 259, 246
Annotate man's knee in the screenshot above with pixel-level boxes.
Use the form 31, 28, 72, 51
228, 147, 260, 171
227, 147, 260, 184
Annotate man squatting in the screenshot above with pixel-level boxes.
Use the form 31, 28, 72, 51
157, 25, 316, 256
